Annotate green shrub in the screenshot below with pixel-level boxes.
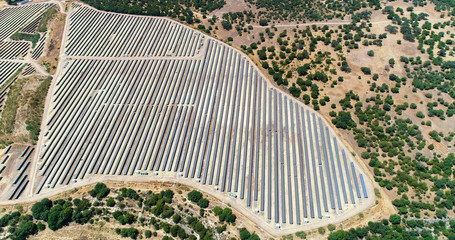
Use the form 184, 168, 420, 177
187, 190, 203, 203
389, 214, 401, 224
221, 20, 232, 30
416, 111, 425, 118
88, 183, 110, 200
197, 198, 209, 208
361, 67, 371, 75
37, 7, 57, 32
318, 227, 326, 235
10, 32, 40, 48
259, 19, 268, 26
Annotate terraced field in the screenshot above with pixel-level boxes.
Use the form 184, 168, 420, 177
30, 4, 374, 228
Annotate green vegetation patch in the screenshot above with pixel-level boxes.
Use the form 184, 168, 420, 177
245, 0, 374, 22
18, 183, 248, 240
25, 76, 51, 142
0, 66, 25, 141
10, 32, 40, 48
81, 0, 225, 24
37, 7, 58, 33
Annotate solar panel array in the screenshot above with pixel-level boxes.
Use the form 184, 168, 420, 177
66, 6, 204, 57
34, 5, 372, 226
20, 14, 43, 34
0, 41, 30, 60
32, 33, 47, 60
9, 147, 33, 200
22, 64, 36, 76
0, 3, 52, 41
0, 3, 55, 116
0, 61, 22, 87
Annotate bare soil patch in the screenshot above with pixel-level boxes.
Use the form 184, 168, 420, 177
40, 10, 65, 75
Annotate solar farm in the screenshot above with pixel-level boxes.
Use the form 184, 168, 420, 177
0, 3, 53, 82
0, 2, 54, 203
0, 2, 375, 230
0, 3, 52, 60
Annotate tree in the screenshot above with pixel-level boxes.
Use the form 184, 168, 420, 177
221, 20, 232, 30
332, 111, 357, 130
106, 197, 116, 207
385, 25, 398, 34
416, 111, 425, 118
302, 50, 309, 59
389, 58, 395, 67
227, 213, 237, 223
259, 19, 268, 26
120, 188, 140, 200
341, 61, 351, 72
329, 230, 347, 240
152, 204, 164, 217
161, 205, 174, 218
197, 198, 209, 208
118, 227, 139, 239
257, 50, 267, 60
213, 206, 223, 216
310, 84, 319, 99
318, 227, 326, 235
12, 221, 38, 240
367, 50, 374, 56
216, 224, 226, 233
303, 94, 310, 104
31, 198, 53, 221
297, 64, 310, 76
308, 71, 328, 83
218, 207, 236, 224
0, 214, 11, 227
188, 190, 203, 203
239, 228, 251, 240
185, 15, 194, 24
88, 183, 110, 200
361, 67, 371, 75
170, 225, 180, 237
389, 214, 401, 224
47, 205, 73, 231
37, 222, 45, 231
172, 214, 181, 224
436, 209, 447, 218
296, 231, 306, 239
289, 84, 301, 97
400, 20, 415, 42
113, 211, 136, 225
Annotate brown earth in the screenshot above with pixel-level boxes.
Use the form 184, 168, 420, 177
40, 8, 65, 75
